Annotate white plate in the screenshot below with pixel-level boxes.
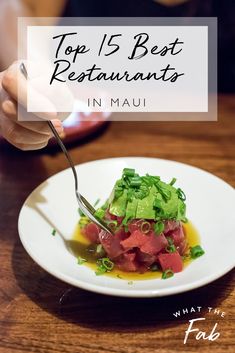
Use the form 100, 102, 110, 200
18, 157, 235, 297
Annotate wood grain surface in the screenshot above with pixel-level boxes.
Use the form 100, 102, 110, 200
0, 95, 234, 353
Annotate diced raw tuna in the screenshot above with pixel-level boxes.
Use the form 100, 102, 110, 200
164, 220, 180, 234
128, 219, 154, 233
136, 249, 156, 267
99, 228, 127, 259
168, 224, 185, 246
121, 230, 168, 256
105, 210, 117, 221
141, 232, 168, 255
115, 252, 138, 272
83, 223, 100, 244
158, 252, 183, 273
177, 239, 188, 256
121, 230, 148, 249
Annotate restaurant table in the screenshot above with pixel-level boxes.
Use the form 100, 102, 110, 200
0, 94, 234, 353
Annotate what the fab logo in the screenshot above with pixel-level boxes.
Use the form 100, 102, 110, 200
172, 306, 226, 344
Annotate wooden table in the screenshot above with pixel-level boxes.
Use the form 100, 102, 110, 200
0, 95, 234, 353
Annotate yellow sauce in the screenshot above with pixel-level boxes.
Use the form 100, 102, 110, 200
67, 221, 200, 280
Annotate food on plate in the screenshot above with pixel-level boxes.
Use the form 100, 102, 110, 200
75, 168, 204, 279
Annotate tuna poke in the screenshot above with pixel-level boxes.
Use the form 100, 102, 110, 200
76, 168, 204, 279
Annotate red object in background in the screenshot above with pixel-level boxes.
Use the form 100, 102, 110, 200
0, 111, 109, 148
50, 111, 109, 146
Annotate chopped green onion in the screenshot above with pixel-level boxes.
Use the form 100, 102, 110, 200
166, 237, 174, 245
117, 274, 123, 279
78, 216, 89, 229
51, 228, 56, 236
94, 208, 105, 220
128, 281, 133, 285
150, 263, 159, 271
95, 265, 107, 276
130, 178, 142, 187
94, 198, 101, 207
177, 188, 186, 201
190, 245, 205, 259
140, 221, 151, 234
95, 257, 114, 275
101, 257, 114, 271
106, 220, 118, 230
135, 185, 149, 199
161, 188, 171, 201
154, 221, 164, 235
166, 244, 176, 253
153, 198, 162, 209
77, 256, 87, 265
170, 177, 177, 186
78, 208, 85, 217
165, 237, 176, 252
162, 269, 174, 279
142, 176, 153, 186
114, 186, 124, 198
123, 168, 135, 177
101, 200, 109, 210
96, 244, 105, 256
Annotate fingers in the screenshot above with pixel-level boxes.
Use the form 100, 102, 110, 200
0, 114, 56, 151
1, 97, 63, 136
1, 98, 17, 119
1, 61, 57, 120
2, 61, 30, 106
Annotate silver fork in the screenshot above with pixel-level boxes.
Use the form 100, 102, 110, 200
20, 62, 112, 235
